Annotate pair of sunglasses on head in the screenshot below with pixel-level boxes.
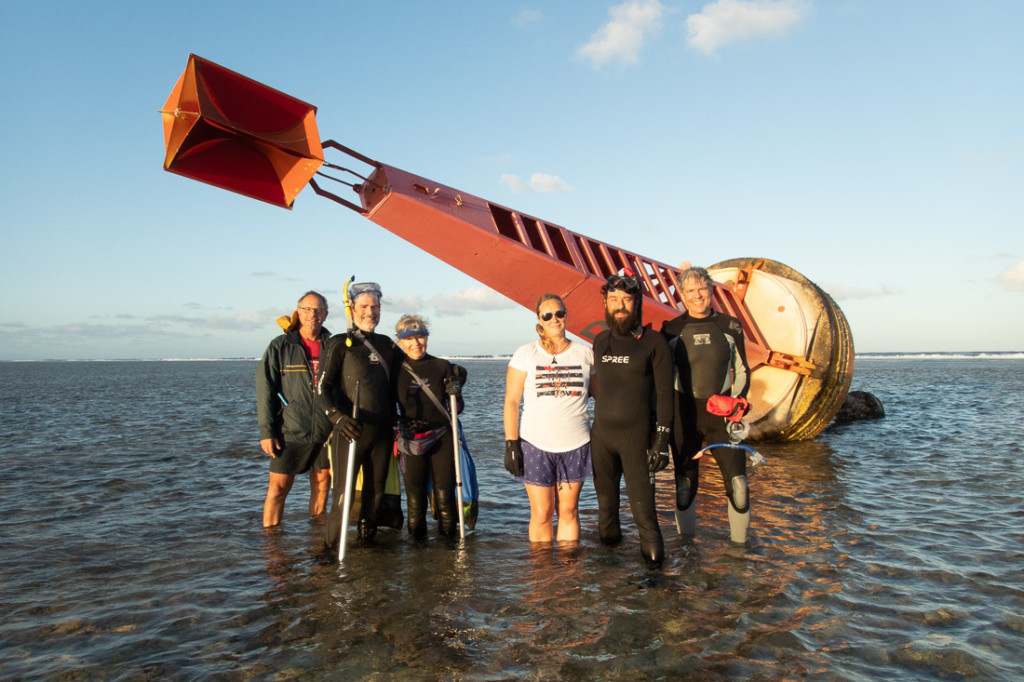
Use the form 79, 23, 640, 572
605, 273, 642, 294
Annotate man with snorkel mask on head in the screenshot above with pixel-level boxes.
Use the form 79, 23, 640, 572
318, 281, 403, 549
590, 271, 674, 569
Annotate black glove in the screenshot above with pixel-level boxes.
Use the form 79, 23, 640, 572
397, 417, 416, 440
328, 408, 363, 441
647, 428, 670, 473
444, 375, 462, 397
398, 417, 429, 439
504, 439, 524, 477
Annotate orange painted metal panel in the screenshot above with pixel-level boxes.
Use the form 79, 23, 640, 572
160, 54, 323, 208
353, 162, 768, 351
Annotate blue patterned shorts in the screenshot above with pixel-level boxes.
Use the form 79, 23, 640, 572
520, 441, 593, 488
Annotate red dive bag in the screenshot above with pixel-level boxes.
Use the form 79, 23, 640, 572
706, 395, 750, 423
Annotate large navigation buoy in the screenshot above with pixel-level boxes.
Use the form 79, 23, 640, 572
159, 55, 858, 443
708, 258, 855, 441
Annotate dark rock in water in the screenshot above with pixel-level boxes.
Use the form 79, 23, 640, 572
832, 391, 885, 424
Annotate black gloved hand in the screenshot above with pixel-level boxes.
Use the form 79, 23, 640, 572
398, 417, 429, 439
504, 439, 524, 477
647, 428, 670, 473
328, 408, 363, 441
444, 375, 462, 397
397, 417, 416, 440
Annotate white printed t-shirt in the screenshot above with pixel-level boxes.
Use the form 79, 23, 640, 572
509, 340, 594, 453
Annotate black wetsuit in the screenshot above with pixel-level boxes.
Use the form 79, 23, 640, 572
318, 330, 402, 546
661, 310, 750, 512
591, 326, 674, 565
395, 355, 465, 538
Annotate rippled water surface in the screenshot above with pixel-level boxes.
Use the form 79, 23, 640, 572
1, 358, 1022, 680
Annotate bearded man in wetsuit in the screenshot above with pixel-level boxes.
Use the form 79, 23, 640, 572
318, 282, 402, 548
591, 273, 674, 568
661, 266, 752, 543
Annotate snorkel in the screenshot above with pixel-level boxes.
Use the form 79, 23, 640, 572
342, 274, 355, 347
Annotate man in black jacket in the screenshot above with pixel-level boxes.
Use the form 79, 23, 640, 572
256, 291, 333, 527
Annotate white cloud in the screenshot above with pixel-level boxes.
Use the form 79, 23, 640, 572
500, 173, 530, 193
387, 295, 425, 313
529, 172, 573, 192
429, 288, 517, 315
958, 139, 1024, 164
686, 0, 809, 56
484, 151, 515, 164
513, 8, 542, 27
822, 283, 899, 300
576, 0, 664, 68
5, 308, 285, 345
500, 172, 573, 193
996, 259, 1024, 292
208, 309, 274, 330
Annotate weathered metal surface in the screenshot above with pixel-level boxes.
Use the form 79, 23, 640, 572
160, 54, 856, 441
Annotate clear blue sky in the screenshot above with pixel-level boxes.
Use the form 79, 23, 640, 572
1, 1, 1021, 360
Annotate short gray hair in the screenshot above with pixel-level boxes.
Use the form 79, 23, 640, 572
298, 290, 328, 311
680, 267, 712, 290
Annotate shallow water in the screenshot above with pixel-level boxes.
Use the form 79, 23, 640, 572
1, 358, 1022, 680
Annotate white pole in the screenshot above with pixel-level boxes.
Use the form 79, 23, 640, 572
449, 392, 465, 540
338, 382, 360, 562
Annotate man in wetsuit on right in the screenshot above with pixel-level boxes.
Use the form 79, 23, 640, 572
591, 273, 674, 569
661, 266, 752, 543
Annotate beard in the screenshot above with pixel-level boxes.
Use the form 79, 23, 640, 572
354, 316, 379, 333
605, 300, 642, 336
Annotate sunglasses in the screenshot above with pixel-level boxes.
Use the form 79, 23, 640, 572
605, 274, 641, 294
540, 310, 566, 321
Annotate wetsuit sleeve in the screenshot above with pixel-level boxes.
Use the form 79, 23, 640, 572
317, 335, 352, 417
255, 340, 282, 440
388, 337, 404, 377
650, 332, 675, 431
726, 317, 750, 399
394, 362, 411, 419
387, 337, 404, 407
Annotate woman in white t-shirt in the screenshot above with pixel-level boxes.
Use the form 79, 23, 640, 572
503, 294, 596, 543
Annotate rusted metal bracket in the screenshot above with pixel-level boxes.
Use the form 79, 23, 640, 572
766, 351, 821, 378
308, 177, 365, 213
731, 259, 764, 303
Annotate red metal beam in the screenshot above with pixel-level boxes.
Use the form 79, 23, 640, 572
333, 150, 775, 366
